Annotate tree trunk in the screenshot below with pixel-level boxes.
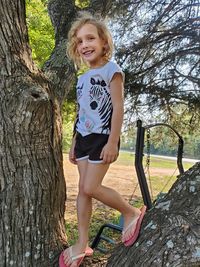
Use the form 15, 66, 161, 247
0, 0, 67, 266
0, 0, 113, 266
0, 76, 67, 266
107, 163, 200, 267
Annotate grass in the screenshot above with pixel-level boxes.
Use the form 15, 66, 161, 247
117, 150, 194, 170
147, 175, 177, 195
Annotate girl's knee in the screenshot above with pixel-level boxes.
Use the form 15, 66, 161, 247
83, 184, 99, 197
83, 184, 93, 197
79, 181, 96, 197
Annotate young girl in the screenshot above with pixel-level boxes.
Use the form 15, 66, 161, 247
59, 12, 146, 267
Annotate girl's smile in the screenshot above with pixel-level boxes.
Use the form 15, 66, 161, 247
76, 23, 107, 68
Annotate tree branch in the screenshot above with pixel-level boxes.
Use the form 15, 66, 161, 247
41, 0, 77, 104
87, 0, 113, 17
108, 163, 200, 266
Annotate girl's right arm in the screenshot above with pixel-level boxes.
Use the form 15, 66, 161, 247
100, 72, 124, 164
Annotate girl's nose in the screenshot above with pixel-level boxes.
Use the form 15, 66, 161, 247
82, 40, 88, 48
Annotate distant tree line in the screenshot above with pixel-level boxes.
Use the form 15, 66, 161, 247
120, 124, 200, 159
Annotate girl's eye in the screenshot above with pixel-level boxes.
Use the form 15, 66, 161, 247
88, 37, 95, 40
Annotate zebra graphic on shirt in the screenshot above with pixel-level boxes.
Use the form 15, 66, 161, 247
76, 83, 83, 100
89, 77, 113, 134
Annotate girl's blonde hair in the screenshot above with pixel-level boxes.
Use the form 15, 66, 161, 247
67, 12, 114, 68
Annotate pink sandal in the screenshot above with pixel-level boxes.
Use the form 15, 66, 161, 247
59, 246, 86, 267
122, 205, 147, 246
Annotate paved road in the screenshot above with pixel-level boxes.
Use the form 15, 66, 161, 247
150, 154, 199, 163
120, 150, 199, 163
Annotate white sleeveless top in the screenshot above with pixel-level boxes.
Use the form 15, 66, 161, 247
75, 61, 124, 137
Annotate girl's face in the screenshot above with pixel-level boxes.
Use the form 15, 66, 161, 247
76, 23, 107, 68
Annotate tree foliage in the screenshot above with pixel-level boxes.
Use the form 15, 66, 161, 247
26, 0, 54, 67
75, 0, 90, 9
110, 0, 200, 131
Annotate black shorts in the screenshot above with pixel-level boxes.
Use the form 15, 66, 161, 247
74, 132, 119, 163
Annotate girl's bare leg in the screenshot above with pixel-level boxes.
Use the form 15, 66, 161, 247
83, 163, 141, 235
76, 159, 92, 248
64, 162, 140, 266
63, 159, 92, 267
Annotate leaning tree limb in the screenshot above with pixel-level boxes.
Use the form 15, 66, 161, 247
107, 162, 200, 267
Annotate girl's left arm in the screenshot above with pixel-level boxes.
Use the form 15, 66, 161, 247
100, 72, 124, 164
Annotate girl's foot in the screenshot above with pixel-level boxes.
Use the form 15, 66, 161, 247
61, 243, 89, 267
122, 206, 147, 245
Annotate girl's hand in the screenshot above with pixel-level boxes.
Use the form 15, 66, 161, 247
69, 141, 77, 165
100, 142, 119, 164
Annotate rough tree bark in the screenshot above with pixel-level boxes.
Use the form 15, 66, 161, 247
107, 163, 200, 267
0, 0, 112, 266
